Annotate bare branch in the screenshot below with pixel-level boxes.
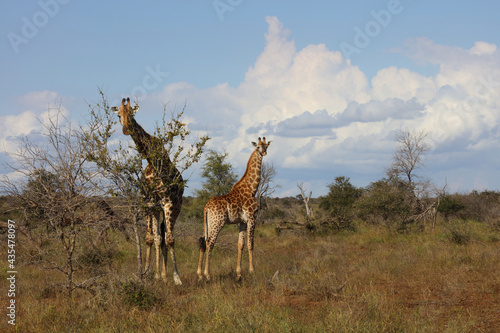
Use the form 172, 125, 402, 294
389, 129, 430, 201
297, 182, 313, 218
257, 162, 280, 208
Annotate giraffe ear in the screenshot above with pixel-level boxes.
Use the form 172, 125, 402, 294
111, 106, 119, 114
266, 140, 272, 147
132, 105, 139, 114
252, 141, 257, 147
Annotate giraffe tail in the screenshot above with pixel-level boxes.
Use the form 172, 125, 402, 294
199, 210, 208, 251
199, 237, 206, 251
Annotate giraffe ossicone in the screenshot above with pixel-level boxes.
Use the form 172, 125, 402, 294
197, 137, 272, 281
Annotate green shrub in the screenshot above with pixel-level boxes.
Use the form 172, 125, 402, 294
78, 245, 119, 271
266, 206, 286, 220
447, 222, 472, 245
356, 178, 412, 226
319, 176, 362, 230
439, 195, 466, 217
119, 281, 159, 310
320, 176, 362, 214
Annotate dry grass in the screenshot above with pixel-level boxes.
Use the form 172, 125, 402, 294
1, 219, 499, 332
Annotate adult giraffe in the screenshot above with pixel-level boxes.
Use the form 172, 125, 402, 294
197, 137, 272, 281
111, 98, 183, 285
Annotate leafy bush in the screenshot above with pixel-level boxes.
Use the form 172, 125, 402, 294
119, 281, 159, 310
460, 191, 500, 223
439, 195, 466, 218
319, 176, 362, 228
320, 177, 362, 214
78, 245, 120, 273
439, 191, 500, 224
178, 195, 206, 221
356, 178, 412, 226
266, 206, 286, 220
195, 150, 237, 200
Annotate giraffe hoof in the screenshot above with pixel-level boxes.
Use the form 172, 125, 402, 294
173, 275, 183, 286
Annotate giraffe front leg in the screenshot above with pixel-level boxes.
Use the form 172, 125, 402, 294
163, 200, 182, 285
204, 242, 213, 281
154, 244, 162, 280
236, 223, 247, 280
166, 234, 182, 285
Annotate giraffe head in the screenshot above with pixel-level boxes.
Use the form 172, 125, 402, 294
111, 97, 139, 135
252, 137, 272, 156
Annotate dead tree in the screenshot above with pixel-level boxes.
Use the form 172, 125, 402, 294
388, 129, 431, 211
431, 181, 447, 230
297, 183, 313, 218
256, 162, 280, 210
1, 109, 112, 298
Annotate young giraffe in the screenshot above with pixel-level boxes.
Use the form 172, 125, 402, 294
197, 137, 272, 281
112, 98, 183, 285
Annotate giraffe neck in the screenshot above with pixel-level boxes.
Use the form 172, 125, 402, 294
232, 150, 263, 197
126, 116, 156, 159
126, 116, 178, 182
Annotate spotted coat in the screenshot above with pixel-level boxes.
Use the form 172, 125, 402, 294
197, 137, 272, 281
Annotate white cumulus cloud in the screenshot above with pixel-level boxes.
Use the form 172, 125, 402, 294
146, 17, 500, 194
1, 91, 69, 155
6, 18, 499, 195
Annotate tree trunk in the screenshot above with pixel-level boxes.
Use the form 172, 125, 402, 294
132, 212, 143, 280
297, 183, 313, 218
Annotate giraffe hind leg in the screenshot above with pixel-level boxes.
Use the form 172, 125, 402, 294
197, 237, 206, 281
203, 227, 223, 281
203, 238, 214, 281
149, 211, 163, 281
199, 208, 225, 281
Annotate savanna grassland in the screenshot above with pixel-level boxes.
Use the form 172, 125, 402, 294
1, 196, 499, 333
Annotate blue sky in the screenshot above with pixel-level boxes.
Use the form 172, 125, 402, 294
2, 0, 500, 197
